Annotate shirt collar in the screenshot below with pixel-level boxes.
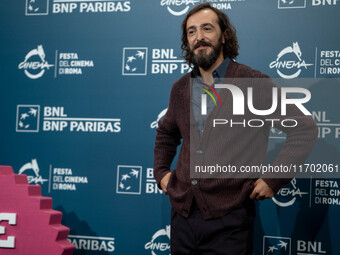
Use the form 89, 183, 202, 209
191, 57, 231, 79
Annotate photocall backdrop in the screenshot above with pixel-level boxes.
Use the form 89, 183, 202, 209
0, 0, 339, 254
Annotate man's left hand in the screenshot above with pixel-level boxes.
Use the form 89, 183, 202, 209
249, 179, 275, 200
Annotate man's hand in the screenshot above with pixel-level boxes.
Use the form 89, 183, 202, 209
250, 179, 275, 200
160, 172, 171, 195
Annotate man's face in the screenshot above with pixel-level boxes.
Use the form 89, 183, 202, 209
186, 9, 224, 70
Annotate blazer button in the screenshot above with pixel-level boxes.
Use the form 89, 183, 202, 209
197, 150, 203, 154
191, 179, 198, 185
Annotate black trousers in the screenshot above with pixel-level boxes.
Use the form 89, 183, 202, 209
170, 201, 255, 255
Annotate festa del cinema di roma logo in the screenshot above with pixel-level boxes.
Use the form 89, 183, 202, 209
269, 42, 313, 79
145, 225, 170, 255
18, 45, 54, 79
18, 159, 48, 185
272, 178, 308, 207
160, 0, 200, 16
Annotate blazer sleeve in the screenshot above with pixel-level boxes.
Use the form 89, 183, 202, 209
256, 74, 318, 193
153, 83, 182, 189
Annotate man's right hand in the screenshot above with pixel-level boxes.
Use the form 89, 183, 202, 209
160, 172, 171, 194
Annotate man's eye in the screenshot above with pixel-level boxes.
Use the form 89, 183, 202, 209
204, 27, 212, 31
188, 30, 195, 36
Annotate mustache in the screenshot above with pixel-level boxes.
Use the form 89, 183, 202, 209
194, 41, 212, 50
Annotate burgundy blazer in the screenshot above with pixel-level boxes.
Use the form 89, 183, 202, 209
154, 61, 318, 219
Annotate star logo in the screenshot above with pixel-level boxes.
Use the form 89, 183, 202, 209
122, 48, 148, 75
116, 165, 142, 194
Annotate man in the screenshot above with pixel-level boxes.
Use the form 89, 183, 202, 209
154, 3, 317, 255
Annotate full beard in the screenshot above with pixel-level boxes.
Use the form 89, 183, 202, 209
188, 37, 223, 71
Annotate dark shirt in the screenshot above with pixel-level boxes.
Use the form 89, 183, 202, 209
191, 58, 230, 135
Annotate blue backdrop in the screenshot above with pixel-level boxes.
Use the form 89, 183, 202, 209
1, 0, 339, 254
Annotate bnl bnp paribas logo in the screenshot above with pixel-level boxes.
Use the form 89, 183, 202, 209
116, 165, 142, 194
278, 0, 338, 9
16, 105, 121, 133
116, 165, 163, 195
269, 42, 313, 79
278, 0, 306, 9
16, 105, 40, 132
264, 236, 291, 255
25, 0, 131, 15
122, 47, 191, 75
26, 0, 49, 15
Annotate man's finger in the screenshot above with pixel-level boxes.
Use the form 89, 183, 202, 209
249, 189, 257, 199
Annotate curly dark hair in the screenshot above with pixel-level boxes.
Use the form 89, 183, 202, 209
181, 3, 239, 66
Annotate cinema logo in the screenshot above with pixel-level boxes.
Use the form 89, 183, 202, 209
18, 159, 48, 185
145, 225, 170, 255
160, 0, 200, 16
18, 45, 54, 79
150, 108, 168, 129
16, 105, 121, 133
272, 178, 308, 207
19, 45, 95, 79
122, 47, 191, 75
269, 42, 313, 79
201, 83, 311, 128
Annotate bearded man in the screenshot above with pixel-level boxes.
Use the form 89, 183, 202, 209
153, 3, 317, 255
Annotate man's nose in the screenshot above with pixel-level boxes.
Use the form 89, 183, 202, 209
196, 29, 204, 42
